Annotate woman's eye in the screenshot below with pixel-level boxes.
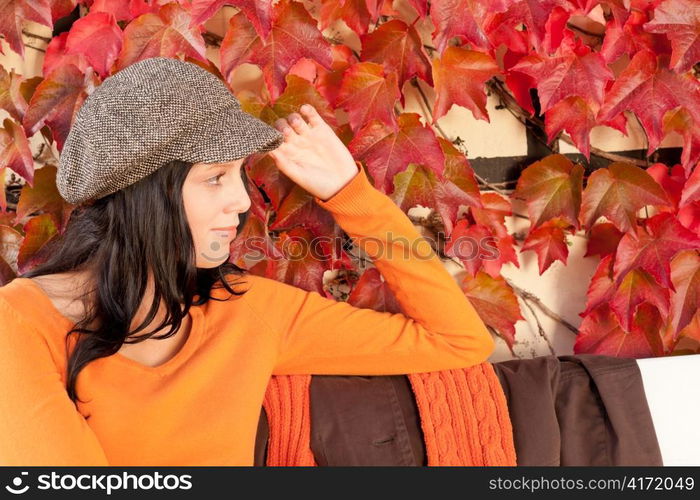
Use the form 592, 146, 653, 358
206, 173, 225, 185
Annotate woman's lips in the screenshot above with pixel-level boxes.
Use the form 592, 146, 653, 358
212, 228, 237, 238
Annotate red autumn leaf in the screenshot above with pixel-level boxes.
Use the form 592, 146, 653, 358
510, 43, 614, 114
575, 302, 665, 357
610, 268, 670, 331
229, 213, 284, 268
680, 163, 700, 207
0, 224, 22, 283
613, 211, 700, 290
90, 0, 160, 23
662, 107, 700, 175
597, 49, 700, 156
0, 66, 29, 123
336, 61, 401, 132
17, 213, 59, 274
646, 162, 686, 210
390, 163, 480, 238
460, 270, 524, 351
0, 118, 33, 186
669, 249, 700, 339
247, 0, 333, 102
513, 153, 583, 230
579, 161, 670, 233
190, 0, 275, 39
469, 192, 521, 275
678, 201, 700, 233
0, 0, 53, 59
360, 18, 434, 101
431, 46, 500, 124
445, 219, 515, 278
22, 63, 100, 151
219, 12, 262, 83
347, 267, 402, 314
314, 45, 357, 107
504, 0, 577, 52
271, 226, 332, 295
318, 0, 384, 38
581, 253, 616, 316
114, 1, 208, 72
584, 222, 624, 258
348, 113, 446, 195
643, 0, 700, 73
268, 183, 336, 237
42, 32, 92, 78
544, 96, 597, 159
429, 0, 512, 53
63, 11, 123, 78
13, 165, 74, 231
520, 217, 571, 275
600, 10, 659, 64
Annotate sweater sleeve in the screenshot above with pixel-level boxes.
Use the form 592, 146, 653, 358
0, 297, 110, 466
245, 161, 495, 376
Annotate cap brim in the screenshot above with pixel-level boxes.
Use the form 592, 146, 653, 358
181, 107, 284, 165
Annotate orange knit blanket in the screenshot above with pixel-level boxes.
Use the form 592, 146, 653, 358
262, 362, 517, 466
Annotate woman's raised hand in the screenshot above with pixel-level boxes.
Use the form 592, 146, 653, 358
267, 104, 360, 202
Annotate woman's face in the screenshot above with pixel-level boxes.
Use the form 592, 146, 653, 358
182, 158, 251, 268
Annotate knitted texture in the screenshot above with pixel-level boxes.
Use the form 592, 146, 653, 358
262, 363, 516, 466
262, 375, 318, 466
407, 364, 516, 466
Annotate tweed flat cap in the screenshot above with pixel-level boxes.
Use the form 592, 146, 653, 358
57, 56, 284, 205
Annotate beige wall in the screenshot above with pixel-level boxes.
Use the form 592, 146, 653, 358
1, 1, 677, 361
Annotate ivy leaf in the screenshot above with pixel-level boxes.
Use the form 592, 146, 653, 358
429, 0, 512, 53
0, 66, 30, 123
580, 254, 616, 317
579, 161, 670, 233
248, 0, 333, 101
269, 184, 336, 238
218, 11, 262, 82
662, 107, 700, 175
520, 217, 571, 275
544, 96, 597, 159
360, 18, 434, 103
390, 163, 480, 238
643, 0, 700, 73
0, 0, 53, 59
613, 211, 700, 291
63, 11, 123, 78
513, 153, 583, 230
432, 46, 500, 124
22, 63, 100, 151
646, 162, 686, 210
461, 271, 524, 351
271, 227, 332, 295
347, 267, 402, 314
190, 0, 275, 40
610, 268, 670, 331
14, 165, 74, 232
597, 49, 700, 157
114, 2, 208, 71
575, 302, 665, 357
348, 113, 445, 195
584, 222, 624, 258
669, 250, 700, 340
510, 45, 613, 114
336, 61, 401, 132
678, 201, 700, 234
0, 118, 33, 186
17, 213, 59, 274
680, 163, 700, 207
0, 224, 22, 283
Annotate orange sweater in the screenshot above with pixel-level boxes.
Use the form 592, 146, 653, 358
0, 162, 495, 466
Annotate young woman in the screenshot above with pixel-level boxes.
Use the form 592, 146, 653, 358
0, 57, 494, 465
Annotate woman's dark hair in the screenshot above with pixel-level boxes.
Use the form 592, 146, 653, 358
19, 159, 251, 406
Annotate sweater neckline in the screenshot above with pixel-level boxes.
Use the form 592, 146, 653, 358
13, 277, 204, 375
